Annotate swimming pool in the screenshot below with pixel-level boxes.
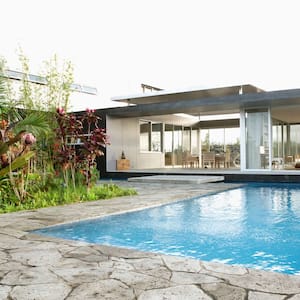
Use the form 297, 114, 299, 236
34, 183, 300, 275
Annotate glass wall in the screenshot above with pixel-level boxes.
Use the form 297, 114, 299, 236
245, 109, 269, 169
151, 123, 163, 152
163, 125, 199, 167
173, 126, 183, 165
271, 122, 300, 169
200, 127, 240, 168
191, 128, 199, 155
164, 124, 173, 166
139, 120, 162, 152
139, 120, 150, 152
290, 124, 300, 163
272, 121, 284, 158
183, 127, 191, 152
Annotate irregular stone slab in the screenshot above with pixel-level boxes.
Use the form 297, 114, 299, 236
64, 246, 109, 263
11, 220, 50, 231
0, 250, 8, 259
201, 260, 248, 275
225, 269, 300, 294
53, 257, 100, 269
9, 248, 62, 267
110, 259, 135, 271
0, 261, 31, 272
95, 244, 155, 259
52, 265, 111, 284
248, 291, 287, 300
201, 282, 247, 300
0, 250, 8, 264
110, 269, 172, 291
0, 258, 7, 264
0, 285, 11, 299
171, 271, 222, 285
1, 267, 61, 285
10, 282, 71, 300
25, 233, 89, 247
289, 295, 300, 300
67, 279, 135, 300
125, 257, 171, 280
0, 233, 38, 250
139, 265, 172, 281
162, 255, 202, 273
0, 270, 8, 279
0, 227, 26, 238
138, 284, 213, 300
125, 257, 164, 271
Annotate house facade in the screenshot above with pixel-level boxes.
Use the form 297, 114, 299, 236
100, 84, 300, 176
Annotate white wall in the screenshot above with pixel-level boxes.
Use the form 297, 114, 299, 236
106, 116, 165, 171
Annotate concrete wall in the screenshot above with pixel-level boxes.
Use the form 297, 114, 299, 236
106, 116, 165, 171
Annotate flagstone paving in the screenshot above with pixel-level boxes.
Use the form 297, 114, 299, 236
1, 180, 300, 299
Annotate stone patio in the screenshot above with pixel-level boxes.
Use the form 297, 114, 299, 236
1, 180, 300, 299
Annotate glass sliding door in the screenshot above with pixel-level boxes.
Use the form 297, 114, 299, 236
290, 124, 300, 163
173, 126, 183, 166
191, 128, 199, 155
151, 123, 163, 152
164, 124, 173, 166
225, 127, 240, 168
183, 127, 191, 153
272, 120, 285, 169
245, 109, 270, 169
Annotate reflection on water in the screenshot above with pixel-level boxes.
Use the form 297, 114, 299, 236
34, 183, 300, 275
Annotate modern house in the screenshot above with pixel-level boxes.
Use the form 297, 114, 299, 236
96, 84, 300, 181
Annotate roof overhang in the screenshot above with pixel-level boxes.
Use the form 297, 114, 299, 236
112, 84, 264, 105
108, 88, 300, 119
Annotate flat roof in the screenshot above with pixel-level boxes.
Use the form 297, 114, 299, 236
107, 86, 300, 123
111, 84, 264, 105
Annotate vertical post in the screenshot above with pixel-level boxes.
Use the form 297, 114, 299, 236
268, 107, 272, 170
240, 109, 246, 171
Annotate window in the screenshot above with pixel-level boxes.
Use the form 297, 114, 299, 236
140, 121, 150, 151
151, 123, 162, 152
139, 120, 162, 152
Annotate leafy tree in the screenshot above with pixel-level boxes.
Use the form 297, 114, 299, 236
54, 108, 109, 189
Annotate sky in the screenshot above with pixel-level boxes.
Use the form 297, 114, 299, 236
2, 0, 300, 111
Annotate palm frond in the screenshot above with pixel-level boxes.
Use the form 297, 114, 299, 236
13, 112, 51, 137
0, 151, 35, 178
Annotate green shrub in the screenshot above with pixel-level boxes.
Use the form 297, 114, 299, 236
0, 183, 137, 213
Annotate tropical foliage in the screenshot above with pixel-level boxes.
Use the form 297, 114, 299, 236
0, 53, 136, 213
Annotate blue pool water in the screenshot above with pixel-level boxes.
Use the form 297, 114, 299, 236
34, 183, 300, 275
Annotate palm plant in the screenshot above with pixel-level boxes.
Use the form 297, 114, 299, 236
0, 61, 51, 202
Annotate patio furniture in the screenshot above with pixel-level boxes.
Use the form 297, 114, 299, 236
215, 150, 231, 168
215, 154, 225, 168
182, 152, 199, 168
202, 152, 215, 168
272, 157, 283, 169
224, 149, 231, 168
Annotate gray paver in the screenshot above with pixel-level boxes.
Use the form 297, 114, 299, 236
67, 279, 135, 300
0, 180, 299, 299
10, 283, 71, 300
138, 285, 213, 300
248, 291, 287, 300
